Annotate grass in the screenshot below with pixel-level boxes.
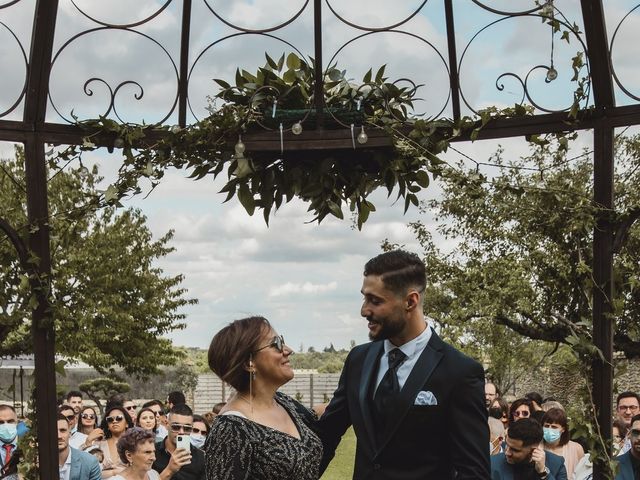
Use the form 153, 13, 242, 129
320, 427, 356, 480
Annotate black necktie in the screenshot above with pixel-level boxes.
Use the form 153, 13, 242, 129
373, 348, 407, 438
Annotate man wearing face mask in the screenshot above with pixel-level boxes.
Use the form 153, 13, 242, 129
0, 405, 19, 479
491, 418, 567, 480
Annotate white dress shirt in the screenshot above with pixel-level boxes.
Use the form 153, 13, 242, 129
374, 322, 433, 392
59, 448, 72, 480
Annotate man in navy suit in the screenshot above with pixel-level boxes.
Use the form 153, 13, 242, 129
615, 414, 640, 479
57, 414, 101, 480
491, 418, 567, 480
317, 250, 490, 479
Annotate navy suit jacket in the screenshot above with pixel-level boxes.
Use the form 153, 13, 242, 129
490, 451, 567, 480
615, 452, 636, 480
69, 447, 101, 480
317, 330, 490, 479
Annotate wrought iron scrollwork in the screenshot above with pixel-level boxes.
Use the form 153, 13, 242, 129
0, 20, 28, 118
609, 3, 640, 103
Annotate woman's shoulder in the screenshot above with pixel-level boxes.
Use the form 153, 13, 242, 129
567, 440, 585, 455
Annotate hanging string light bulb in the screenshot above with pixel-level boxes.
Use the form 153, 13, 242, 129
350, 124, 356, 150
279, 123, 284, 154
292, 121, 303, 135
544, 0, 557, 83
235, 135, 245, 158
357, 126, 368, 144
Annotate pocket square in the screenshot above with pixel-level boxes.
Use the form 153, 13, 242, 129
414, 390, 438, 406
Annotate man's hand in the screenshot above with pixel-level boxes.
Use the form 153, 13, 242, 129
530, 447, 546, 474
162, 448, 192, 477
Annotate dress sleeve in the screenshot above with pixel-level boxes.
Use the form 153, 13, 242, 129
204, 416, 254, 480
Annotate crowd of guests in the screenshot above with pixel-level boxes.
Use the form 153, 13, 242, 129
484, 383, 640, 479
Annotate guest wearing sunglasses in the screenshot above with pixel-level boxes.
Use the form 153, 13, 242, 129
205, 316, 322, 480
151, 403, 204, 480
189, 415, 209, 450
97, 405, 134, 478
79, 407, 99, 435
508, 398, 534, 427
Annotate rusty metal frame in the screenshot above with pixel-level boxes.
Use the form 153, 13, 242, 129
0, 1, 633, 478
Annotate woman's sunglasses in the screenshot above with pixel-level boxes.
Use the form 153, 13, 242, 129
254, 335, 285, 354
512, 410, 530, 418
81, 413, 96, 420
105, 415, 124, 423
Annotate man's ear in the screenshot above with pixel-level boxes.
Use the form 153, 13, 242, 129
405, 291, 420, 311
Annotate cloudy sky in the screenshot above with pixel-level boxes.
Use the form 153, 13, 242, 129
1, 0, 638, 350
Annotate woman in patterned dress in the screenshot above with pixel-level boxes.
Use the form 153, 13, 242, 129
205, 316, 322, 480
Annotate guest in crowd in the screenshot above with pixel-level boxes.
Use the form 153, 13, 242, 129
142, 400, 168, 441
541, 407, 584, 479
190, 415, 209, 450
489, 397, 510, 431
488, 417, 505, 456
613, 418, 629, 456
167, 392, 186, 410
137, 408, 158, 435
525, 392, 544, 412
508, 398, 533, 426
615, 413, 640, 480
205, 316, 322, 479
123, 400, 138, 425
152, 403, 204, 479
57, 413, 101, 480
111, 427, 160, 480
491, 417, 567, 480
97, 405, 134, 478
541, 400, 564, 412
79, 407, 99, 436
66, 391, 84, 414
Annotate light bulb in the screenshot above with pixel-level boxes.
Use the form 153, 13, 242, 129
292, 122, 303, 135
170, 125, 181, 134
235, 140, 246, 157
357, 127, 368, 144
546, 67, 558, 82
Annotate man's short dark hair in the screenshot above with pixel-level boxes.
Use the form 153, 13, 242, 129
525, 392, 543, 406
616, 391, 640, 406
364, 250, 426, 295
57, 413, 70, 424
167, 391, 186, 406
169, 403, 193, 418
507, 418, 543, 447
142, 399, 164, 410
66, 390, 83, 401
58, 405, 75, 416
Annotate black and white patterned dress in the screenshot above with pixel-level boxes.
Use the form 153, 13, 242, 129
204, 392, 322, 480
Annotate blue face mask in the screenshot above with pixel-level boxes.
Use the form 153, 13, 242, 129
543, 427, 562, 444
190, 433, 205, 449
0, 423, 17, 444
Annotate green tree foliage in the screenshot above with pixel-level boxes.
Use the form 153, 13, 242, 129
79, 377, 130, 416
408, 134, 640, 371
0, 147, 196, 376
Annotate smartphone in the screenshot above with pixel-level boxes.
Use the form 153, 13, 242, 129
176, 434, 191, 451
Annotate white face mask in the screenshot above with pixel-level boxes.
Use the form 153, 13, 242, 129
190, 433, 205, 448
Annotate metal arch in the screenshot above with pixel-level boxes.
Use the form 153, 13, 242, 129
69, 0, 174, 29
609, 3, 640, 103
0, 20, 29, 118
202, 0, 310, 34
323, 0, 429, 33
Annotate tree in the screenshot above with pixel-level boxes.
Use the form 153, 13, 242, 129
0, 147, 196, 376
79, 378, 130, 416
407, 134, 640, 365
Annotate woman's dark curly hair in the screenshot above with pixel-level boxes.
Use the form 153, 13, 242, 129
98, 404, 134, 439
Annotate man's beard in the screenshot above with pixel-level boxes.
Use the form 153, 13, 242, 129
368, 313, 405, 341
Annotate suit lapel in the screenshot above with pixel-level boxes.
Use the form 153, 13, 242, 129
359, 341, 383, 451
69, 448, 80, 479
376, 331, 444, 452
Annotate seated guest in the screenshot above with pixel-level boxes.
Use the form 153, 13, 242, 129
112, 427, 160, 480
614, 418, 629, 456
97, 405, 134, 478
489, 397, 510, 431
615, 414, 640, 480
491, 417, 567, 480
152, 404, 205, 479
78, 406, 99, 435
137, 408, 158, 435
541, 408, 584, 479
205, 316, 322, 480
57, 413, 102, 480
141, 400, 168, 442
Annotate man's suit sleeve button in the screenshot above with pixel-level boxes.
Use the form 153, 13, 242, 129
373, 463, 381, 470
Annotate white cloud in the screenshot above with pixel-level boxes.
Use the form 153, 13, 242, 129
269, 281, 338, 298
